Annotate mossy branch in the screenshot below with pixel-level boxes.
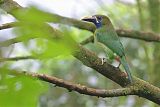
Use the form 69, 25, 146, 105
5, 69, 138, 98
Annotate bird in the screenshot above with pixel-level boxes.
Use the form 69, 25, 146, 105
82, 15, 132, 82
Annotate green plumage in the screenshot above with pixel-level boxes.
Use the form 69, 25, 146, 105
95, 17, 132, 82
95, 25, 125, 57
82, 15, 132, 82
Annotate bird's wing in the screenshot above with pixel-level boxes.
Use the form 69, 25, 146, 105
95, 28, 125, 57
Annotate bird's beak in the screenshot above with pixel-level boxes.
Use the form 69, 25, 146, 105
81, 16, 99, 23
81, 16, 95, 22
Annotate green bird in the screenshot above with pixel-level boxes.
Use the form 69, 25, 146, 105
82, 15, 132, 82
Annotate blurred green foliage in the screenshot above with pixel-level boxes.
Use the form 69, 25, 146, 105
0, 0, 160, 107
13, 7, 77, 59
0, 6, 77, 107
0, 68, 47, 107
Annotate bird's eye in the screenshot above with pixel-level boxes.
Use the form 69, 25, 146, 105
97, 17, 102, 21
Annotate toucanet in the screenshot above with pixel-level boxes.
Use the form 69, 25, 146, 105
82, 15, 132, 82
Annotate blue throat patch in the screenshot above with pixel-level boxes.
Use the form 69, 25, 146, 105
91, 19, 102, 28
95, 22, 102, 28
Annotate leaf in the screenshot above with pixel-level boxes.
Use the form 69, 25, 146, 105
0, 68, 47, 107
12, 6, 78, 59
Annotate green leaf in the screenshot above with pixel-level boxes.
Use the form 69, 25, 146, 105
0, 69, 47, 107
12, 6, 78, 59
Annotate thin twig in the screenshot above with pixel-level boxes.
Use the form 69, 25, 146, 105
80, 36, 94, 45
0, 22, 17, 30
0, 56, 34, 62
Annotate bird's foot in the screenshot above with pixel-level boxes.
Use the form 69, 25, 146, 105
101, 58, 106, 65
115, 56, 121, 68
117, 61, 121, 68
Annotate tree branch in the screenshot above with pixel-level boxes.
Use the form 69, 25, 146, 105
8, 70, 136, 97
0, 56, 34, 62
80, 29, 160, 45
116, 29, 160, 42
1, 22, 160, 43
0, 22, 17, 30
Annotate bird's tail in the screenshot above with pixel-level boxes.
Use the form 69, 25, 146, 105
120, 56, 132, 83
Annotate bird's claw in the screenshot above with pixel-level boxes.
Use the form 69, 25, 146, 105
117, 62, 121, 68
115, 56, 121, 68
101, 58, 106, 65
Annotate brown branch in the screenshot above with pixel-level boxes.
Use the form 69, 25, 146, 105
0, 22, 17, 30
0, 0, 22, 13
0, 56, 34, 62
116, 29, 160, 42
8, 70, 136, 97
